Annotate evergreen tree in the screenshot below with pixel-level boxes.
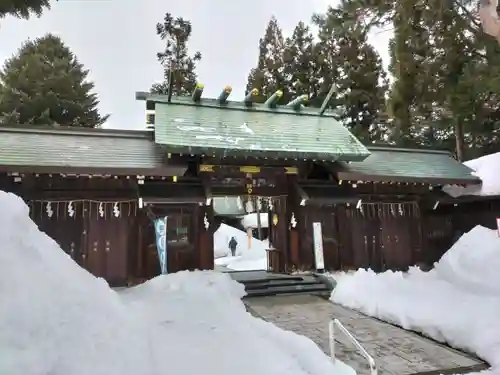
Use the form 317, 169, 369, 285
387, 0, 500, 159
0, 34, 108, 128
314, 7, 388, 142
1, 0, 52, 20
151, 13, 202, 96
423, 0, 500, 160
282, 22, 321, 106
246, 16, 288, 103
386, 0, 427, 145
341, 0, 500, 158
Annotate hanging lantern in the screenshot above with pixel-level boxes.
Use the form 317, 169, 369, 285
98, 202, 104, 218
272, 214, 278, 226
67, 201, 75, 217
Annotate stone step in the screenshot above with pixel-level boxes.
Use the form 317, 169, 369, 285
237, 275, 306, 284
244, 279, 324, 290
244, 283, 331, 298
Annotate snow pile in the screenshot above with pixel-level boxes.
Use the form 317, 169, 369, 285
1, 191, 353, 375
434, 226, 500, 295
0, 191, 152, 375
214, 223, 268, 270
241, 213, 269, 228
331, 225, 500, 371
443, 152, 500, 197
120, 271, 356, 375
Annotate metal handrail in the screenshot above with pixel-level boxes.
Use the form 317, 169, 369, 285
329, 318, 377, 375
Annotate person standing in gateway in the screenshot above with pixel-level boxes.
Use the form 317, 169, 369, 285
228, 236, 238, 257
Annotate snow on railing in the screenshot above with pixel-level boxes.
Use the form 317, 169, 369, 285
329, 318, 377, 375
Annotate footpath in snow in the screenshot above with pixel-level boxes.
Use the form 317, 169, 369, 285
0, 191, 354, 375
332, 225, 500, 375
214, 223, 268, 271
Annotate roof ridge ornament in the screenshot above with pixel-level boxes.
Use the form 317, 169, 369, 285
192, 82, 204, 102
218, 86, 232, 104
264, 90, 283, 108
244, 88, 259, 107
319, 84, 337, 116
286, 95, 308, 111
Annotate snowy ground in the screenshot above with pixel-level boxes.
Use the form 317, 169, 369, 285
331, 225, 500, 375
0, 191, 355, 375
214, 223, 269, 271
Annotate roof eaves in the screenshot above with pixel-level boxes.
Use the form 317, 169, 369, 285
335, 170, 481, 185
366, 145, 454, 156
0, 125, 154, 140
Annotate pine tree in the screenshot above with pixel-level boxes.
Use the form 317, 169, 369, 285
246, 16, 288, 103
386, 0, 500, 159
338, 0, 500, 158
423, 0, 500, 160
282, 22, 321, 106
314, 6, 388, 142
0, 34, 108, 128
386, 0, 426, 145
1, 0, 52, 20
151, 13, 202, 96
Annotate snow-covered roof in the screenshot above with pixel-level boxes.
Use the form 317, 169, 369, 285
443, 152, 500, 198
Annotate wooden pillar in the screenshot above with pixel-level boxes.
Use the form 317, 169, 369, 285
198, 203, 214, 270
268, 196, 287, 273
286, 175, 300, 271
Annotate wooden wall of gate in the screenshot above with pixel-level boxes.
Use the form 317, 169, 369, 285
29, 199, 213, 285
420, 198, 500, 267
451, 199, 500, 233
29, 200, 138, 286
293, 202, 426, 272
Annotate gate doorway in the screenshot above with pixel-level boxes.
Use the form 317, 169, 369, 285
213, 196, 271, 272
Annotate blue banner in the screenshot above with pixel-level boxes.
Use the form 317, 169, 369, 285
153, 216, 168, 274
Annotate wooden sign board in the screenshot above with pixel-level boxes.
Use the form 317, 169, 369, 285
312, 222, 325, 271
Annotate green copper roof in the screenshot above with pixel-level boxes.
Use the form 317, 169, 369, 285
0, 126, 180, 176
336, 147, 480, 185
138, 92, 370, 162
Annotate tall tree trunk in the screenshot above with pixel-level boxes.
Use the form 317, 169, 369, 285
454, 121, 465, 161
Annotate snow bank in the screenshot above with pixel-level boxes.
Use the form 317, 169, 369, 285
0, 191, 152, 375
121, 271, 356, 375
1, 191, 353, 375
241, 213, 269, 228
214, 223, 268, 270
331, 225, 500, 371
443, 152, 500, 197
434, 226, 500, 296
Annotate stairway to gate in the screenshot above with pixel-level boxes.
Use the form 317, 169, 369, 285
226, 270, 333, 298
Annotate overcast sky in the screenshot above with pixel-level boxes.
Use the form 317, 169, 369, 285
0, 0, 390, 130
